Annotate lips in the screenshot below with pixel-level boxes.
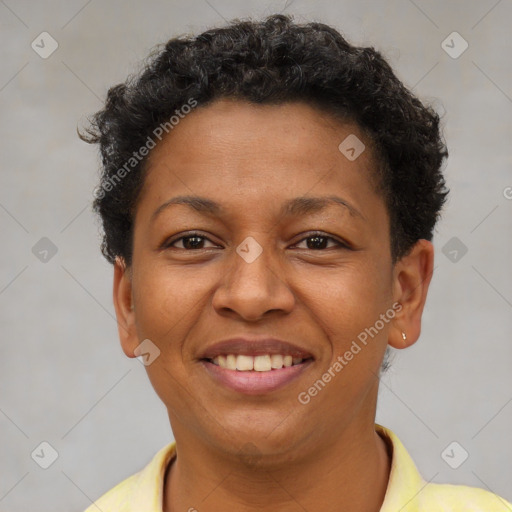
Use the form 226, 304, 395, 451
198, 337, 314, 394
199, 337, 314, 360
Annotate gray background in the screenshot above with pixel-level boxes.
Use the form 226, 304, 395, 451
1, 0, 511, 510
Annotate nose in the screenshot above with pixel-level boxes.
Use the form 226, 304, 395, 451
211, 239, 296, 322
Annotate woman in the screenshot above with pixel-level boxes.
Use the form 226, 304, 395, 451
81, 14, 511, 512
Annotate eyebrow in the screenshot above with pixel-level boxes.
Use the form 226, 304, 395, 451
151, 194, 365, 222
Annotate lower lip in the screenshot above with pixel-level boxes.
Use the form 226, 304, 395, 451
201, 360, 313, 395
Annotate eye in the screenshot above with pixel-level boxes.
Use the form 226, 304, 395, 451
162, 231, 349, 251
164, 232, 219, 250
293, 233, 349, 250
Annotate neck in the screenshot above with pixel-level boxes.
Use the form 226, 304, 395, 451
163, 416, 391, 512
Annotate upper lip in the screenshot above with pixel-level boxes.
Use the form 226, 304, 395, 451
199, 337, 315, 360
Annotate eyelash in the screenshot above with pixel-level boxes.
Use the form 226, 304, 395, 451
163, 231, 350, 251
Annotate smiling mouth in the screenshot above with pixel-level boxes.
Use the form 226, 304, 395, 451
203, 354, 314, 372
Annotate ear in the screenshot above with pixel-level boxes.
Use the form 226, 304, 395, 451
113, 257, 138, 358
388, 239, 434, 349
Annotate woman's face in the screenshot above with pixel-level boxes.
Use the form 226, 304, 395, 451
114, 99, 422, 460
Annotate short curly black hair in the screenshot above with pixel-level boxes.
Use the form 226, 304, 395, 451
80, 13, 448, 268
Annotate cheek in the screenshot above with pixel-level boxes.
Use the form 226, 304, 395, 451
132, 265, 207, 407
297, 259, 392, 348
132, 263, 209, 340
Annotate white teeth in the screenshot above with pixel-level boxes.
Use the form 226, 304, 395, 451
226, 354, 237, 370
212, 354, 306, 371
236, 355, 254, 371
270, 354, 284, 369
254, 355, 272, 372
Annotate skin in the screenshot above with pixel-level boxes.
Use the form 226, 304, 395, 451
113, 99, 434, 512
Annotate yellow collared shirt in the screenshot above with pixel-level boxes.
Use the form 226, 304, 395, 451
84, 423, 512, 511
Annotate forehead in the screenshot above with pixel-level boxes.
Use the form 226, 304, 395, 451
146, 98, 374, 170
135, 99, 384, 224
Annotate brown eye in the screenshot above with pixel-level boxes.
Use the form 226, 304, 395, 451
294, 233, 347, 250
165, 233, 218, 250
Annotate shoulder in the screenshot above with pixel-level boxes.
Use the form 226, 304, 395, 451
421, 482, 512, 511
83, 473, 140, 512
83, 441, 177, 512
375, 424, 511, 512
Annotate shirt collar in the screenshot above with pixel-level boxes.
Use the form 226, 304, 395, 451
376, 422, 427, 511
124, 440, 176, 511
122, 423, 427, 511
